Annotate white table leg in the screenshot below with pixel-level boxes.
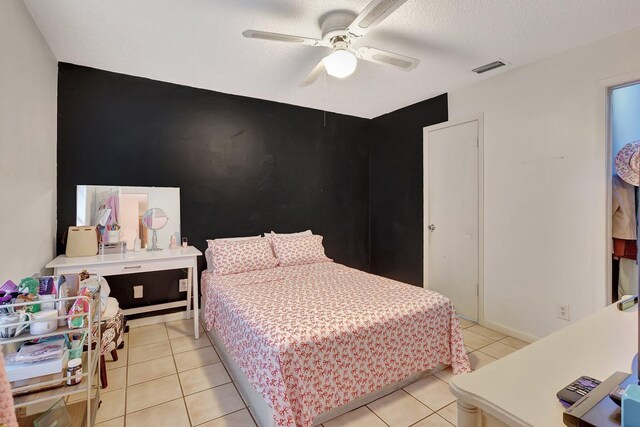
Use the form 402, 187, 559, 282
192, 262, 199, 339
186, 266, 192, 320
457, 400, 480, 427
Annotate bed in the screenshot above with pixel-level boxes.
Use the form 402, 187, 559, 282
202, 260, 470, 427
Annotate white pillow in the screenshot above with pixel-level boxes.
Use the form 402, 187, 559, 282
212, 235, 261, 242
205, 248, 215, 272
265, 230, 312, 237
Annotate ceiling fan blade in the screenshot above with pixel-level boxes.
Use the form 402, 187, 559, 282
301, 59, 326, 86
242, 30, 329, 47
346, 0, 409, 39
355, 46, 419, 71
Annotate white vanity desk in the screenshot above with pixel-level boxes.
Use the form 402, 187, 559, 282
46, 246, 203, 339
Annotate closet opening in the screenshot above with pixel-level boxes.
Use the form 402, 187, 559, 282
611, 81, 640, 302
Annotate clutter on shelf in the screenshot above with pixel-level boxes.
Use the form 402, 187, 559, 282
0, 271, 106, 386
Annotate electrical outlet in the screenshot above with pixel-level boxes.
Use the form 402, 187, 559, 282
557, 304, 570, 321
179, 279, 188, 293
133, 285, 143, 299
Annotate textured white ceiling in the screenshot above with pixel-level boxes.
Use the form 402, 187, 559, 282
24, 0, 640, 118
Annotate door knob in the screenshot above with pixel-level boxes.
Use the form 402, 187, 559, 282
428, 224, 436, 231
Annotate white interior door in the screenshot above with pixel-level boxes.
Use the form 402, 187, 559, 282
425, 120, 479, 320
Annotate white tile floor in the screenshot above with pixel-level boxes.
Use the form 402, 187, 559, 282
85, 317, 527, 427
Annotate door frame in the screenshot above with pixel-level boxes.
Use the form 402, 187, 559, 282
423, 113, 485, 322
598, 72, 640, 306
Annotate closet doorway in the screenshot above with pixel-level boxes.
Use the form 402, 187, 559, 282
610, 82, 640, 303
423, 116, 483, 321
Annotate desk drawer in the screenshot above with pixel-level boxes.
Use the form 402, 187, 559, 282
54, 257, 194, 276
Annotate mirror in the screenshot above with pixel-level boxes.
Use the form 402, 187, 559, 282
76, 185, 180, 250
142, 208, 168, 251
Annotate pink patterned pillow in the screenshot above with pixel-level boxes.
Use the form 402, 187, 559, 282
207, 238, 278, 275
271, 234, 332, 267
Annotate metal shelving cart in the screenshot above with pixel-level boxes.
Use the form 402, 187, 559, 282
0, 279, 102, 426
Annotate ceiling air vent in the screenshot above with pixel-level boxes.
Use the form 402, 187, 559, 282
472, 60, 507, 74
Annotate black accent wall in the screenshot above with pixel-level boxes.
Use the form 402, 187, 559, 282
369, 94, 448, 286
56, 63, 448, 311
57, 63, 371, 310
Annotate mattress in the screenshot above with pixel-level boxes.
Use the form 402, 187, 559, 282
202, 262, 470, 427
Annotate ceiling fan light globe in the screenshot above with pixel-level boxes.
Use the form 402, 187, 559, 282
324, 49, 357, 78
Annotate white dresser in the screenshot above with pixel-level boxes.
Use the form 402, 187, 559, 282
46, 246, 203, 339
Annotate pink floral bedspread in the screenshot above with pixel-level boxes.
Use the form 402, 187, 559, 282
202, 262, 470, 427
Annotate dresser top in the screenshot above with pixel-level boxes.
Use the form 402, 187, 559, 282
46, 246, 202, 269
450, 301, 637, 426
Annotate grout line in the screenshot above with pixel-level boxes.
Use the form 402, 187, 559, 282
192, 407, 248, 427
129, 322, 168, 330
428, 412, 455, 427
127, 350, 174, 366
183, 379, 234, 398
465, 324, 506, 338
122, 373, 181, 409
245, 406, 259, 427
124, 397, 186, 418
177, 359, 222, 375
96, 332, 130, 425
435, 404, 457, 426
201, 327, 256, 426
167, 324, 194, 427
403, 382, 454, 413
408, 412, 436, 427
475, 347, 508, 360
127, 338, 170, 350
127, 352, 172, 367
97, 327, 217, 426
127, 371, 177, 388
472, 345, 498, 356
365, 405, 392, 427
432, 374, 451, 386
228, 379, 249, 412
498, 336, 527, 350
401, 388, 439, 413
464, 335, 501, 353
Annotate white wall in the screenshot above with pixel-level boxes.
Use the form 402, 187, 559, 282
448, 26, 640, 340
0, 1, 57, 279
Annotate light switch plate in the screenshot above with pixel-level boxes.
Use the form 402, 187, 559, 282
179, 279, 188, 293
133, 285, 143, 299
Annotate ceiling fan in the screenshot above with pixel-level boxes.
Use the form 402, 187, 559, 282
242, 0, 419, 85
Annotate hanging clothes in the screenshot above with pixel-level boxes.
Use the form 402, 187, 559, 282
619, 258, 639, 298
612, 174, 637, 261
612, 174, 636, 240
613, 239, 637, 260
103, 193, 119, 225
